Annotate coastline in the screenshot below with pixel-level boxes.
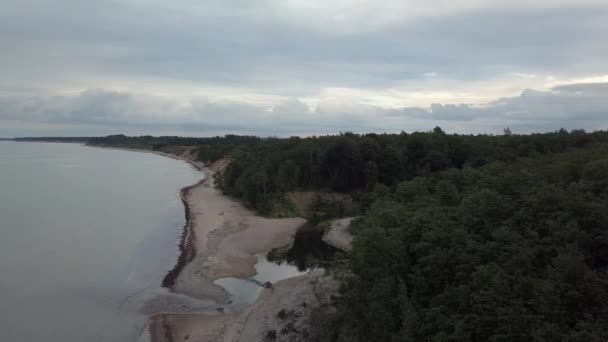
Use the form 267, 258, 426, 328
155, 160, 341, 342
160, 179, 202, 289
87, 144, 204, 171
92, 145, 322, 341
168, 163, 307, 302
85, 145, 205, 291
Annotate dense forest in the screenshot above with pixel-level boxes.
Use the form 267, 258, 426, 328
334, 145, 608, 341
214, 128, 606, 214
87, 129, 608, 340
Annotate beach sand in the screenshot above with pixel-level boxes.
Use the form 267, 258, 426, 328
147, 157, 334, 341
170, 166, 307, 301
158, 270, 338, 342
97, 147, 336, 341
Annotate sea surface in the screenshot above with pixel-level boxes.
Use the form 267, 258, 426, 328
0, 141, 200, 342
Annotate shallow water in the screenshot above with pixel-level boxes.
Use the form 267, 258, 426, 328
214, 253, 309, 307
214, 225, 339, 307
0, 142, 200, 342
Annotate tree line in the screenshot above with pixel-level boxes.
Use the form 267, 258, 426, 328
89, 128, 608, 340
216, 128, 608, 213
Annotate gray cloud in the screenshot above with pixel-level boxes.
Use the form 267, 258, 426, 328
1, 1, 607, 136
395, 83, 608, 126
1, 1, 607, 92
1, 82, 607, 136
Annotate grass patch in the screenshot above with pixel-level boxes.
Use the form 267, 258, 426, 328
316, 220, 332, 233
269, 195, 300, 218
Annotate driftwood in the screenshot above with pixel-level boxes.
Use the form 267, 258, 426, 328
247, 277, 273, 288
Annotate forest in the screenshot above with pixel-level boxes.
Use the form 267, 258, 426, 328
333, 141, 608, 341
89, 129, 608, 341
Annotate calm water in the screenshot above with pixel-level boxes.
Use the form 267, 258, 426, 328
0, 142, 200, 342
215, 226, 339, 308
215, 254, 308, 307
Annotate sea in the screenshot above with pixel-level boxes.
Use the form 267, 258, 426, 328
0, 141, 200, 342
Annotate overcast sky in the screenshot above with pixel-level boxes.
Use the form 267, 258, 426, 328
1, 0, 607, 137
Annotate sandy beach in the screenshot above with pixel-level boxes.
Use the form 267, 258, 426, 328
93, 146, 338, 341
124, 150, 333, 341
169, 164, 307, 302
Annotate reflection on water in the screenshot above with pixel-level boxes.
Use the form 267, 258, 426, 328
214, 224, 338, 307
255, 253, 309, 282
214, 253, 308, 306
266, 223, 338, 271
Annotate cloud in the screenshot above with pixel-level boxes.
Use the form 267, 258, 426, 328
393, 83, 608, 127
1, 82, 607, 136
0, 1, 607, 136
489, 85, 608, 121
272, 98, 311, 116
1, 0, 607, 93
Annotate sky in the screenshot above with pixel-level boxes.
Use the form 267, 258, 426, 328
1, 0, 607, 137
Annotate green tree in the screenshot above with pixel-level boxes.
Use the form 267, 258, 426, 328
395, 177, 430, 203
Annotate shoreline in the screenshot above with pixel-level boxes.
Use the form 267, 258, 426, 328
58, 143, 207, 287
85, 145, 206, 290
161, 179, 202, 289
168, 164, 307, 301
87, 144, 204, 171
155, 161, 338, 341
91, 145, 317, 341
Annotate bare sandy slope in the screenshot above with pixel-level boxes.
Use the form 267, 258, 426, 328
323, 217, 357, 251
